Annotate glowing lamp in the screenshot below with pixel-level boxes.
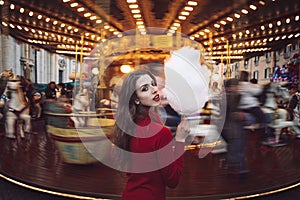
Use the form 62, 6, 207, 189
120, 65, 132, 73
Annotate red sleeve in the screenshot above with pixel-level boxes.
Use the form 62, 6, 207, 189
154, 127, 185, 188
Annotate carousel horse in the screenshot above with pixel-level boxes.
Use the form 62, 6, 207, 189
260, 82, 292, 121
272, 83, 290, 108
5, 79, 31, 139
244, 82, 294, 144
71, 87, 91, 127
289, 94, 300, 138
243, 82, 291, 126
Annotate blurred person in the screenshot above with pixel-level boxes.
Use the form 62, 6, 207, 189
287, 85, 299, 121
43, 96, 73, 128
222, 78, 248, 174
250, 78, 258, 84
112, 70, 190, 200
44, 81, 57, 99
209, 81, 222, 109
24, 78, 35, 103
57, 82, 66, 98
65, 83, 74, 100
209, 81, 221, 97
238, 71, 275, 144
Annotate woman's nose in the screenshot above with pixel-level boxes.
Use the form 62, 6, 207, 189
151, 85, 158, 93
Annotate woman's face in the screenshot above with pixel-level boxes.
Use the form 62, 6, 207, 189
135, 74, 161, 107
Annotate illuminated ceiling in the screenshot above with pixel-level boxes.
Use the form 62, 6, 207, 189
0, 0, 299, 62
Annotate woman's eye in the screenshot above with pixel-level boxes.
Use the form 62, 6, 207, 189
141, 86, 149, 92
151, 81, 157, 87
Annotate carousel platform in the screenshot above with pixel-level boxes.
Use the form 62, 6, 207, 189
0, 118, 300, 200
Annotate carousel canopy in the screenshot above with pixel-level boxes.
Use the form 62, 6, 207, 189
0, 0, 299, 62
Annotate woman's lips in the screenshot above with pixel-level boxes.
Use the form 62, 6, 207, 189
153, 94, 160, 102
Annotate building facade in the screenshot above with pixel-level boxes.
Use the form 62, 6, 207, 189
0, 34, 75, 84
1, 32, 299, 87
229, 40, 300, 86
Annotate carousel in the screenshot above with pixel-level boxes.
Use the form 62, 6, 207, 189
0, 29, 300, 200
41, 30, 228, 165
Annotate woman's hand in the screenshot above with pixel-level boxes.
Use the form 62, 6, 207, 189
175, 117, 190, 142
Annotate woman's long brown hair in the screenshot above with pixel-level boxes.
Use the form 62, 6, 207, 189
112, 70, 157, 151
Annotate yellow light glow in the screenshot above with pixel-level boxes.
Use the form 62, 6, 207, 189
84, 12, 91, 17
227, 17, 233, 21
214, 24, 220, 28
120, 65, 132, 73
77, 7, 84, 12
90, 16, 97, 20
277, 21, 281, 26
131, 9, 140, 14
181, 11, 190, 16
220, 20, 226, 25
133, 14, 141, 18
241, 9, 248, 14
187, 1, 197, 6
70, 3, 78, 7
129, 4, 138, 9
178, 15, 186, 20
173, 22, 180, 27
127, 0, 137, 3
249, 5, 257, 10
184, 6, 193, 11
234, 13, 240, 18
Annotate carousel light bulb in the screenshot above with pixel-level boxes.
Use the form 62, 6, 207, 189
92, 67, 99, 75
120, 65, 132, 73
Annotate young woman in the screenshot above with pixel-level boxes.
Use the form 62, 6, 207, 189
112, 70, 190, 200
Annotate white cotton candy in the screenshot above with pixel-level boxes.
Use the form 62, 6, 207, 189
164, 47, 209, 114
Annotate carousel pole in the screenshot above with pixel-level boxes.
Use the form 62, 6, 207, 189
74, 44, 79, 94
135, 27, 141, 68
226, 40, 231, 79
79, 35, 84, 89
176, 26, 181, 48
209, 32, 213, 60
221, 52, 224, 79
25, 43, 30, 79
298, 62, 300, 89
98, 30, 107, 100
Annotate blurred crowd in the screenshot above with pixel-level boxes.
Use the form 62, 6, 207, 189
219, 70, 299, 174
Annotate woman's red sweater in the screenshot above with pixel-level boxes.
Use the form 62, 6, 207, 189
122, 114, 185, 200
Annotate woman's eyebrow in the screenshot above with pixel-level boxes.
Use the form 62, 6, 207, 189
140, 83, 149, 88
